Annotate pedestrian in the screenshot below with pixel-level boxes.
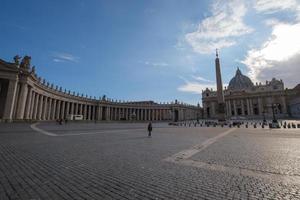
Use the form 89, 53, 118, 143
147, 122, 152, 137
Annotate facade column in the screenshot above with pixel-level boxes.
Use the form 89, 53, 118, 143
83, 104, 87, 120
37, 95, 43, 120
24, 88, 33, 120
92, 105, 94, 120
141, 109, 144, 121
233, 100, 237, 116
29, 91, 36, 119
47, 98, 52, 120
97, 106, 102, 120
249, 99, 253, 115
79, 104, 83, 115
65, 102, 70, 117
88, 105, 91, 120
70, 102, 74, 115
148, 109, 151, 121
92, 105, 96, 120
75, 103, 78, 115
246, 99, 250, 116
118, 108, 121, 120
258, 98, 263, 115
52, 99, 57, 120
56, 100, 61, 119
16, 83, 29, 119
42, 96, 48, 120
241, 99, 245, 116
105, 106, 110, 120
152, 109, 155, 121
33, 93, 40, 120
281, 96, 287, 114
61, 101, 65, 119
3, 79, 18, 121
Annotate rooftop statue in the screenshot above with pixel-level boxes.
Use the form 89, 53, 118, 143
20, 55, 31, 70
13, 55, 21, 65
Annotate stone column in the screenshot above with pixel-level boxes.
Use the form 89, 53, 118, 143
37, 95, 43, 120
70, 102, 74, 115
24, 88, 33, 120
118, 108, 121, 120
88, 105, 91, 120
92, 105, 94, 120
3, 79, 18, 121
152, 109, 155, 121
249, 99, 253, 115
33, 93, 40, 120
281, 96, 287, 114
16, 83, 29, 119
258, 98, 263, 115
241, 99, 245, 116
97, 106, 102, 120
56, 100, 61, 119
79, 104, 83, 115
92, 105, 96, 120
42, 97, 48, 120
61, 101, 65, 119
233, 100, 237, 116
52, 99, 57, 120
141, 109, 144, 121
47, 98, 52, 120
29, 92, 36, 119
74, 103, 78, 115
246, 99, 250, 116
83, 104, 87, 120
65, 102, 70, 117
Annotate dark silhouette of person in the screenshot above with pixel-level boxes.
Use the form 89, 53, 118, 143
147, 122, 152, 137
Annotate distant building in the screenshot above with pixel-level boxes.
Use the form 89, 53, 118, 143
202, 54, 300, 119
0, 55, 201, 122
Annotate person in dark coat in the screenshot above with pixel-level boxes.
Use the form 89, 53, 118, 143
147, 122, 152, 137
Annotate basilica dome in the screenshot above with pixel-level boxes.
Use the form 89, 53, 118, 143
228, 68, 254, 91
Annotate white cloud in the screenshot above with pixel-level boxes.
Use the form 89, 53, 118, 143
144, 61, 169, 67
185, 0, 253, 54
178, 81, 215, 94
192, 75, 213, 83
254, 0, 299, 14
242, 22, 300, 87
52, 52, 79, 63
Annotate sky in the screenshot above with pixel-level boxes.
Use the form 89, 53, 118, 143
1, 0, 300, 105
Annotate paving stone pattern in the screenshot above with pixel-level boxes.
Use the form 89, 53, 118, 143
0, 122, 300, 199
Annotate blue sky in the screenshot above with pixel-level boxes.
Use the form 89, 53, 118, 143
1, 0, 300, 105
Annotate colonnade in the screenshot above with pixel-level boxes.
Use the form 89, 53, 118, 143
1, 80, 199, 121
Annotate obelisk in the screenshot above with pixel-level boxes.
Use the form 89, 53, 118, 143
215, 49, 226, 121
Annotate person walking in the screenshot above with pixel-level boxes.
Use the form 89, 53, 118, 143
147, 122, 152, 137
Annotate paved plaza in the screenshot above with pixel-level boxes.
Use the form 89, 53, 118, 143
1, 122, 300, 199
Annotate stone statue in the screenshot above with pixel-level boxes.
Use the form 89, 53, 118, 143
20, 56, 31, 69
31, 66, 36, 74
13, 55, 21, 65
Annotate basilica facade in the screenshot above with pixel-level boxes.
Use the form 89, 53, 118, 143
0, 55, 201, 122
202, 56, 300, 120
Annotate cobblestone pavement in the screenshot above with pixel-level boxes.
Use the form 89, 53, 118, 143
0, 122, 300, 199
